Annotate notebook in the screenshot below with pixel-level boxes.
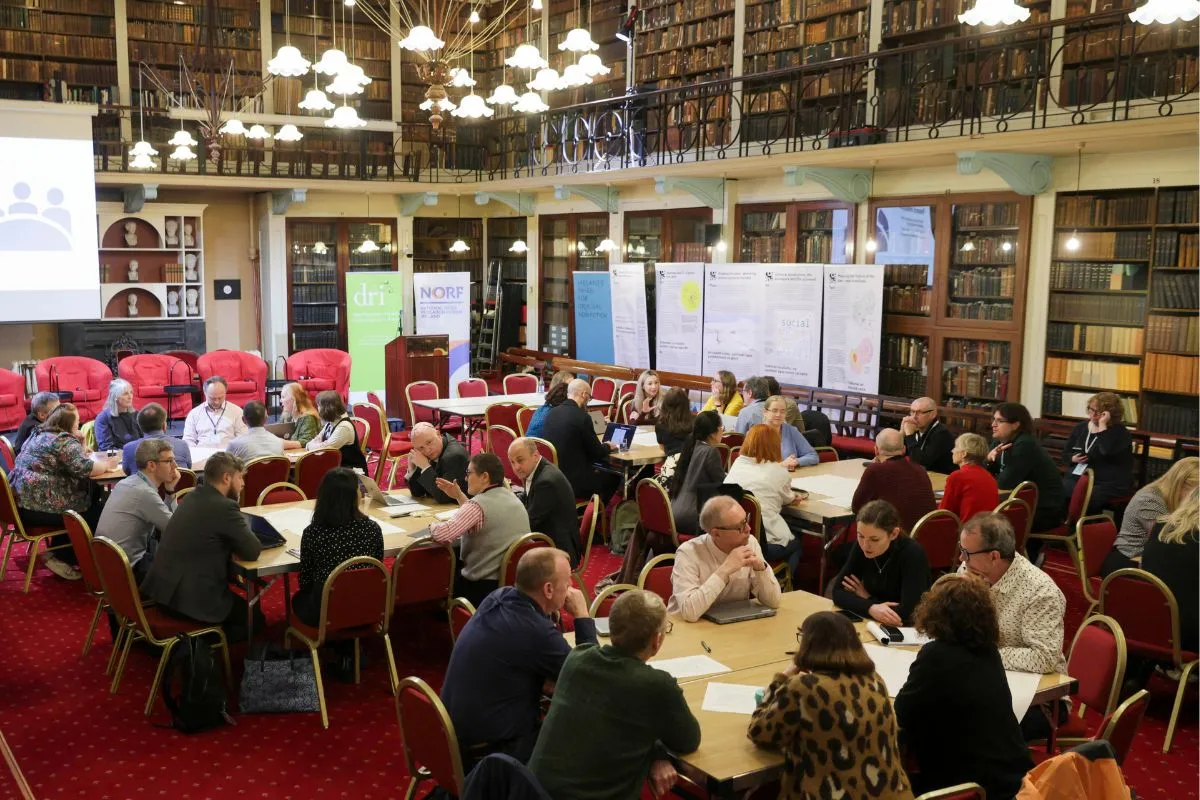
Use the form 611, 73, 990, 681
701, 599, 777, 625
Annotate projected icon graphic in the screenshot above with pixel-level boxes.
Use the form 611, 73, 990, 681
0, 182, 74, 251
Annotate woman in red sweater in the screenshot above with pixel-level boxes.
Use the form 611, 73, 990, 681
940, 433, 999, 523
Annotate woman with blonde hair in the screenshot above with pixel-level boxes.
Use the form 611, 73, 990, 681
1101, 456, 1198, 576
701, 370, 743, 416
1061, 391, 1134, 513
1142, 487, 1199, 651
725, 424, 805, 576
761, 395, 818, 469
280, 381, 320, 448
628, 369, 663, 425
939, 432, 999, 523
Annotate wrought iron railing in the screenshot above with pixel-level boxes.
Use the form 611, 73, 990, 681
93, 8, 1197, 183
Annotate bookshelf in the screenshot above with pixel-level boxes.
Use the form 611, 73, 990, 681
548, 0, 627, 103
1042, 185, 1199, 439
539, 212, 609, 356
412, 216, 485, 314
285, 218, 398, 352
735, 200, 856, 263
870, 193, 1031, 406
624, 208, 713, 264
487, 217, 529, 348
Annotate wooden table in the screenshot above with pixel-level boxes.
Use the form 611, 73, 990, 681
412, 392, 611, 433
91, 445, 302, 483
606, 426, 669, 496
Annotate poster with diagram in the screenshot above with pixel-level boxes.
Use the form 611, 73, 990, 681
821, 264, 884, 393
655, 262, 705, 375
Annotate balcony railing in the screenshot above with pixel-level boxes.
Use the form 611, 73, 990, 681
93, 9, 1197, 183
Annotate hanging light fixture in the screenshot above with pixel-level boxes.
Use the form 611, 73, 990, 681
168, 129, 198, 147
328, 69, 369, 95
560, 28, 599, 52
449, 67, 477, 88
129, 70, 158, 169
399, 24, 446, 51
595, 186, 617, 252
528, 67, 562, 90
246, 124, 271, 139
312, 47, 349, 74
532, 0, 543, 8
219, 118, 247, 135
508, 191, 529, 253
578, 53, 611, 77
961, 236, 976, 252
513, 90, 550, 112
452, 93, 494, 118
469, 7, 481, 23
419, 97, 457, 112
958, 0, 1030, 25
1065, 146, 1084, 253
268, 0, 311, 76
1000, 241, 1013, 253
1129, 0, 1200, 22
559, 62, 592, 88
450, 195, 471, 253
275, 123, 304, 141
507, 43, 548, 70
169, 144, 196, 161
357, 195, 379, 252
487, 82, 520, 105
326, 104, 367, 128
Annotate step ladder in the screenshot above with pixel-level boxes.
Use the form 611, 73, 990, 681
472, 258, 503, 373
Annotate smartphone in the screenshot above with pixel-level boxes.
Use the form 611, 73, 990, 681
837, 608, 864, 622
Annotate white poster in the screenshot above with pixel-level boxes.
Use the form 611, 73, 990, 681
654, 262, 705, 375
610, 263, 651, 369
702, 264, 762, 377
760, 264, 824, 386
412, 271, 471, 396
822, 264, 884, 393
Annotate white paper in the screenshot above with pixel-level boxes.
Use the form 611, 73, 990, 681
759, 264, 824, 386
822, 264, 884, 394
648, 655, 732, 680
261, 507, 315, 535
1004, 668, 1042, 722
790, 474, 862, 509
703, 265, 762, 377
655, 262, 705, 375
701, 683, 762, 715
632, 429, 659, 448
865, 622, 933, 647
609, 263, 651, 369
379, 503, 426, 518
189, 446, 220, 467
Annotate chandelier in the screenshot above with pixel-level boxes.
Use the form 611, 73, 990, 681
958, 0, 1030, 25
1128, 0, 1200, 22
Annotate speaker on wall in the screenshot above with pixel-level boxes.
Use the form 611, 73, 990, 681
214, 280, 241, 300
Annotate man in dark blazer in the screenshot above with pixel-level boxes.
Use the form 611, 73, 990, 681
902, 396, 957, 475
851, 428, 937, 531
508, 436, 581, 566
539, 379, 618, 502
405, 422, 470, 504
139, 451, 263, 641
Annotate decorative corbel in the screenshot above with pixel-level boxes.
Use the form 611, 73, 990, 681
553, 184, 619, 212
122, 184, 158, 213
474, 191, 536, 215
270, 188, 307, 215
956, 151, 1052, 196
783, 167, 871, 204
654, 176, 725, 209
397, 191, 439, 216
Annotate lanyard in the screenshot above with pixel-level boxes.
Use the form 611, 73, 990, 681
136, 471, 156, 491
1083, 430, 1098, 453
204, 403, 226, 434
916, 420, 938, 449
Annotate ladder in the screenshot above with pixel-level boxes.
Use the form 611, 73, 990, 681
472, 258, 503, 372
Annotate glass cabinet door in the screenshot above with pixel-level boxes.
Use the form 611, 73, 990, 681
741, 210, 786, 262
874, 205, 935, 317
881, 334, 929, 398
948, 202, 1019, 321
289, 221, 340, 351
942, 337, 1013, 406
540, 218, 572, 355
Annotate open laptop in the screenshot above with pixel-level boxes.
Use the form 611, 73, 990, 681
602, 422, 637, 452
358, 475, 425, 517
701, 599, 777, 625
243, 513, 287, 550
265, 421, 296, 438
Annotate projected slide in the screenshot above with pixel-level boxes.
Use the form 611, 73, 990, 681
0, 136, 100, 322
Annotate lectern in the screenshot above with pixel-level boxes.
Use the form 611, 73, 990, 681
384, 334, 449, 426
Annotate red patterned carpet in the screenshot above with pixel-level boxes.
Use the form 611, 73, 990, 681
0, 539, 1194, 799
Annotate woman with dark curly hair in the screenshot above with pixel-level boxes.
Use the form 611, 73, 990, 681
894, 574, 1032, 800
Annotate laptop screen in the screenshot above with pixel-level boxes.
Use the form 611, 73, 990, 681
603, 422, 636, 451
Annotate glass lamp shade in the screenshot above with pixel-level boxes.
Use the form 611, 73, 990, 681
267, 44, 311, 77
168, 144, 196, 161
312, 48, 349, 75
1128, 0, 1200, 22
298, 88, 337, 111
129, 140, 158, 157
958, 0, 1031, 25
246, 124, 271, 139
506, 44, 548, 70
399, 25, 446, 51
513, 90, 549, 113
487, 83, 520, 105
325, 105, 367, 128
129, 152, 157, 169
274, 123, 304, 141
449, 239, 471, 253
578, 53, 611, 76
509, 239, 528, 253
531, 0, 542, 9
167, 129, 198, 147
560, 27, 599, 52
595, 238, 617, 252
357, 238, 380, 253
468, 9, 481, 22
448, 67, 477, 88
219, 118, 248, 136
327, 72, 367, 95
559, 63, 592, 88
419, 97, 457, 111
528, 67, 562, 91
312, 241, 329, 255
451, 92, 494, 118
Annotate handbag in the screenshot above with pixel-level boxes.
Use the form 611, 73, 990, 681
238, 649, 321, 714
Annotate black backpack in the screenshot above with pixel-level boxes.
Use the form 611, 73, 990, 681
161, 634, 231, 734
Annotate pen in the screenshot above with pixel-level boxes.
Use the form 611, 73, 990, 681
700, 640, 711, 653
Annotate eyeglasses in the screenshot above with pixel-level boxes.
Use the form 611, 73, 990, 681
912, 408, 936, 415
714, 517, 750, 532
154, 458, 177, 465
958, 545, 998, 560
1085, 407, 1098, 414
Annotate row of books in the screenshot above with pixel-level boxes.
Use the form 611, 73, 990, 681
292, 284, 338, 303
745, 28, 802, 57
960, 46, 1048, 84
885, 285, 932, 314
1059, 58, 1198, 107
0, 57, 116, 84
746, 0, 802, 30
130, 42, 260, 72
128, 1, 254, 28
880, 0, 967, 37
0, 6, 113, 34
1055, 193, 1153, 228
808, 0, 871, 17
640, 0, 734, 31
954, 237, 1017, 265
1055, 231, 1151, 260
949, 266, 1015, 299
942, 365, 1009, 402
955, 203, 1019, 229
1144, 353, 1198, 395
807, 11, 869, 43
1141, 400, 1198, 437
672, 243, 710, 261
884, 334, 928, 370
799, 210, 847, 229
291, 304, 337, 325
1061, 25, 1199, 66
944, 338, 1010, 365
1045, 356, 1142, 391
637, 43, 733, 80
1145, 314, 1199, 355
1048, 262, 1145, 291
1049, 293, 1146, 325
798, 234, 838, 263
1157, 188, 1199, 225
128, 20, 257, 48
1153, 231, 1198, 268
947, 300, 1014, 321
640, 16, 735, 54
881, 368, 927, 398
1047, 322, 1145, 356
10, 0, 113, 14
883, 263, 929, 286
741, 236, 785, 263
1150, 273, 1199, 310
0, 29, 112, 57
1043, 387, 1139, 424
293, 330, 340, 351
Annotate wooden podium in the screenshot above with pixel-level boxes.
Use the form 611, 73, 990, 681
384, 334, 449, 427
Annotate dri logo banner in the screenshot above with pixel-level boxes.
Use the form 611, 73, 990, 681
413, 272, 471, 396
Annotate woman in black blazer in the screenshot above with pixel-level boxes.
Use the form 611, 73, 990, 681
895, 574, 1032, 800
1061, 392, 1133, 514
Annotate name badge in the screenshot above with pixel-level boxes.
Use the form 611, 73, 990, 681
1072, 462, 1087, 476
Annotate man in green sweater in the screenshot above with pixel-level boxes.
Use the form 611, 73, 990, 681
529, 590, 702, 799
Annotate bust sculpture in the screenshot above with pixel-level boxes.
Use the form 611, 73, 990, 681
185, 287, 199, 315
165, 219, 179, 246
184, 253, 199, 281
123, 221, 138, 247
127, 259, 139, 281
127, 294, 139, 317
183, 223, 195, 248
167, 290, 180, 316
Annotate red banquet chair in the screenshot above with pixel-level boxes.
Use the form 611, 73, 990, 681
499, 533, 555, 587
590, 377, 617, 405
391, 539, 455, 610
62, 510, 110, 660
515, 405, 536, 435
637, 553, 675, 605
295, 448, 342, 499
996, 496, 1033, 556
256, 482, 307, 506
285, 349, 351, 402
0, 367, 27, 432
484, 402, 523, 435
1028, 470, 1093, 564
486, 425, 520, 483
117, 354, 195, 419
502, 373, 538, 395
448, 597, 476, 644
241, 456, 292, 507
196, 350, 268, 406
1077, 514, 1119, 614
911, 509, 962, 574
457, 378, 488, 398
0, 469, 71, 593
1037, 614, 1127, 752
405, 381, 462, 436
742, 493, 791, 590
396, 676, 467, 799
35, 356, 113, 423
637, 478, 686, 550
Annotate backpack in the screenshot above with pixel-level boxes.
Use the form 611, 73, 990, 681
161, 633, 230, 734
608, 499, 640, 554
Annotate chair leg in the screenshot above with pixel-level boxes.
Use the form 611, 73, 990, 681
403, 778, 419, 800
1164, 661, 1198, 753
354, 639, 362, 685
382, 632, 399, 695
110, 630, 136, 694
307, 644, 329, 729
214, 632, 234, 693
105, 627, 126, 675
22, 538, 40, 593
82, 598, 104, 658
145, 638, 178, 716
0, 532, 14, 579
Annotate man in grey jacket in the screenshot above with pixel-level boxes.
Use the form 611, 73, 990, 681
95, 437, 181, 581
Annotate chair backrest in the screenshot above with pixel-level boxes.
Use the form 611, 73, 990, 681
591, 377, 616, 404
295, 448, 342, 499
1067, 468, 1094, 527
913, 784, 985, 800
617, 381, 636, 401
391, 540, 455, 607
637, 553, 675, 604
1067, 614, 1127, 719
174, 486, 195, 503
162, 350, 200, 379
577, 494, 601, 577
486, 425, 520, 482
815, 446, 839, 463
457, 378, 488, 398
910, 509, 962, 573
1012, 480, 1038, 519
313, 556, 391, 642
351, 402, 388, 452
366, 391, 384, 409
63, 510, 103, 596
503, 373, 538, 394
395, 676, 466, 796
589, 583, 638, 617
1097, 689, 1151, 765
448, 597, 476, 644
174, 468, 197, 491
713, 442, 732, 471
739, 493, 763, 544
1078, 513, 1119, 584
242, 455, 293, 506
350, 416, 371, 456
516, 406, 536, 436
257, 481, 307, 506
484, 401, 523, 433
499, 533, 555, 587
529, 436, 557, 466
995, 497, 1032, 555
405, 380, 440, 426
0, 469, 29, 536
0, 437, 13, 472
81, 420, 97, 451
729, 445, 742, 463
1100, 568, 1186, 665
636, 478, 679, 547
616, 397, 633, 424
720, 432, 745, 448
89, 537, 151, 635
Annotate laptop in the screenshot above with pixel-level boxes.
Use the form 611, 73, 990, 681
243, 513, 287, 550
602, 422, 637, 452
701, 599, 777, 625
266, 421, 296, 438
594, 617, 611, 637
358, 475, 425, 516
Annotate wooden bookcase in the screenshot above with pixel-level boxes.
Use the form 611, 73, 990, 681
735, 200, 856, 264
624, 207, 713, 264
869, 192, 1032, 407
412, 216, 485, 313
285, 218, 398, 352
539, 212, 609, 356
1043, 185, 1199, 438
487, 217, 529, 348
545, 0, 628, 103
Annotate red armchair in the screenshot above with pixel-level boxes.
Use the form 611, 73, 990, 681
117, 354, 195, 419
285, 349, 351, 402
196, 350, 267, 407
0, 367, 26, 432
34, 356, 113, 423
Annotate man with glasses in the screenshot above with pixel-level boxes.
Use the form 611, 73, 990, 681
541, 378, 620, 503
670, 495, 781, 622
902, 396, 956, 474
95, 438, 182, 581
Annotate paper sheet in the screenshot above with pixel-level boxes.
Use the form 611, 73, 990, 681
865, 622, 933, 647
789, 474, 862, 509
648, 655, 732, 680
261, 507, 315, 535
701, 683, 762, 715
632, 430, 660, 448
1004, 668, 1042, 722
190, 445, 220, 464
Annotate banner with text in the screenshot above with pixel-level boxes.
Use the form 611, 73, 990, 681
702, 264, 762, 377
572, 271, 616, 365
413, 271, 470, 396
609, 263, 651, 369
654, 262, 705, 375
759, 263, 824, 386
821, 264, 884, 394
346, 271, 404, 399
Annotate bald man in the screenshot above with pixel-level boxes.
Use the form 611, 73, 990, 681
902, 396, 956, 474
405, 421, 470, 504
509, 437, 581, 565
539, 378, 620, 502
851, 428, 937, 530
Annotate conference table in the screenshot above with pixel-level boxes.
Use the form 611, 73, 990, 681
411, 391, 611, 435
89, 445, 304, 483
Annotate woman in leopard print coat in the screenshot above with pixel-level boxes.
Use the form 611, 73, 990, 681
748, 611, 913, 799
